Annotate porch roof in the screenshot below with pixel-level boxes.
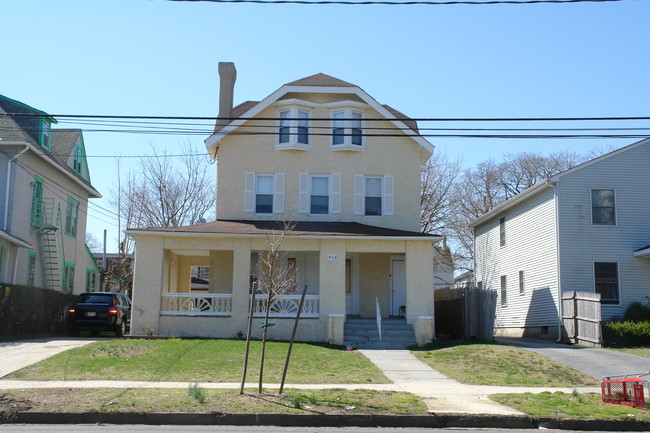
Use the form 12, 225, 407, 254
634, 244, 650, 258
128, 220, 440, 240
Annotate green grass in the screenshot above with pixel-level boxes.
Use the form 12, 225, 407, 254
412, 341, 597, 387
7, 339, 388, 384
608, 347, 650, 358
492, 391, 650, 421
2, 388, 427, 415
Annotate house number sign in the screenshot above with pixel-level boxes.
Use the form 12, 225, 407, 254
327, 254, 338, 261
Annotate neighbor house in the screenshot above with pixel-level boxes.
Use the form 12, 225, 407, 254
0, 94, 101, 293
472, 138, 650, 339
127, 63, 441, 345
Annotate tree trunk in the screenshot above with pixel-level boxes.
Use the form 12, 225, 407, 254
258, 291, 272, 393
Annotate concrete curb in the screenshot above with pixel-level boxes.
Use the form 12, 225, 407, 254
8, 411, 650, 430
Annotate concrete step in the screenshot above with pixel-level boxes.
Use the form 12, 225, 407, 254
344, 319, 416, 349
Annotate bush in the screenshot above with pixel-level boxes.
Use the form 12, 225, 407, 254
602, 320, 650, 347
0, 284, 77, 336
624, 301, 650, 322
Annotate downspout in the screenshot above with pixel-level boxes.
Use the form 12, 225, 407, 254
4, 144, 29, 231
553, 180, 563, 342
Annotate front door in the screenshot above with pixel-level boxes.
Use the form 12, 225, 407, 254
390, 259, 406, 316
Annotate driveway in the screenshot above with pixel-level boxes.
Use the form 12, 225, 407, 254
0, 338, 99, 378
497, 337, 650, 380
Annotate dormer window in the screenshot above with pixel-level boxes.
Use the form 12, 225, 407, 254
276, 105, 310, 150
331, 109, 364, 150
40, 120, 51, 150
73, 144, 83, 174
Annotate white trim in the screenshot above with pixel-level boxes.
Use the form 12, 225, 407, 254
633, 247, 650, 258
0, 230, 32, 249
275, 106, 311, 151
329, 108, 365, 150
309, 174, 330, 216
204, 82, 436, 156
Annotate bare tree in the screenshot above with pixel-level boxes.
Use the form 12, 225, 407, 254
420, 152, 462, 235
85, 232, 102, 253
249, 221, 298, 393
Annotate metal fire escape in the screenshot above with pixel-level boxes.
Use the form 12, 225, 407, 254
31, 198, 65, 291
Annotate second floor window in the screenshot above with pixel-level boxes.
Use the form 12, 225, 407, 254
66, 198, 79, 237
41, 120, 51, 150
499, 217, 506, 247
365, 177, 382, 216
277, 107, 309, 148
256, 175, 274, 214
591, 189, 616, 225
310, 176, 329, 215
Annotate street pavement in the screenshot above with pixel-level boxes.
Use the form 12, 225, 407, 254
496, 337, 650, 380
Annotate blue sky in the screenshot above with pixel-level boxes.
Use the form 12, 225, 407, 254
3, 0, 649, 251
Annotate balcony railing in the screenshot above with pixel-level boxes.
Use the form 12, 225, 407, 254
161, 293, 232, 316
253, 294, 319, 318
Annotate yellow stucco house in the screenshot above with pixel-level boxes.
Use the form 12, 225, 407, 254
128, 64, 440, 346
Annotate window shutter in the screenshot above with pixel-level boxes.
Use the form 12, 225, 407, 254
353, 174, 364, 215
298, 172, 310, 213
383, 175, 394, 216
274, 173, 285, 214
244, 172, 255, 212
330, 173, 341, 214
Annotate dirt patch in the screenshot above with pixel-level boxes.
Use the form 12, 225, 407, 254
0, 394, 33, 422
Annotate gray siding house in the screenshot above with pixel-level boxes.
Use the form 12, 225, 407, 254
472, 138, 650, 339
0, 94, 101, 293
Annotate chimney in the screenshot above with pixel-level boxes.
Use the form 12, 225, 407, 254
215, 62, 237, 132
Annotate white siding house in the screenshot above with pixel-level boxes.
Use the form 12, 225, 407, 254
472, 138, 650, 339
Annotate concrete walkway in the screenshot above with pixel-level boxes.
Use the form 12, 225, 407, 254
0, 338, 600, 416
497, 337, 650, 380
0, 338, 99, 379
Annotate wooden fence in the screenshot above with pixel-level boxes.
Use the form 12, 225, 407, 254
435, 285, 497, 341
562, 290, 602, 347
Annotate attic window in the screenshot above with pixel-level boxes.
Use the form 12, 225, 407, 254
40, 120, 51, 150
331, 109, 364, 150
73, 145, 83, 174
276, 107, 310, 150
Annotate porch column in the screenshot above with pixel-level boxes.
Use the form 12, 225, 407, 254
131, 235, 164, 336
319, 239, 346, 345
231, 239, 252, 335
406, 240, 435, 345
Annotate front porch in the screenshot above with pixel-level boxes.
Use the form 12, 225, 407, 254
128, 220, 437, 345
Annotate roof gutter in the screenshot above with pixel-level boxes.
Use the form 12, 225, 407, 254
470, 179, 557, 228
3, 142, 29, 231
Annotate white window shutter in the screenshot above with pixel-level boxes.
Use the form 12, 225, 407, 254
274, 173, 285, 214
244, 172, 255, 213
298, 172, 310, 213
330, 173, 341, 214
383, 175, 394, 216
354, 174, 364, 215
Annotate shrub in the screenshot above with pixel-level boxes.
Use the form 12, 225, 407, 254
187, 383, 206, 404
624, 301, 650, 322
602, 320, 650, 347
0, 284, 77, 336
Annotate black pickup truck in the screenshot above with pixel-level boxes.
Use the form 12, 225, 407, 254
67, 292, 131, 337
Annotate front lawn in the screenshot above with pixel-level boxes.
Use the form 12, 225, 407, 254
607, 347, 650, 358
492, 391, 650, 421
1, 388, 427, 415
7, 339, 388, 384
412, 341, 597, 387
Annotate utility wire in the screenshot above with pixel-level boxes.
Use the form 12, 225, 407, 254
168, 0, 623, 5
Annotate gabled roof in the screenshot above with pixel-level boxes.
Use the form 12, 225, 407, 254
205, 73, 435, 157
128, 219, 440, 240
0, 95, 101, 198
470, 136, 650, 227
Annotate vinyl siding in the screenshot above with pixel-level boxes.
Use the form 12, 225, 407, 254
557, 142, 650, 321
475, 186, 559, 329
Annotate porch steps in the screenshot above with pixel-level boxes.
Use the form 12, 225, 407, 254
344, 319, 416, 350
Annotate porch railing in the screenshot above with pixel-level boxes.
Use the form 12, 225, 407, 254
253, 294, 319, 318
161, 293, 232, 316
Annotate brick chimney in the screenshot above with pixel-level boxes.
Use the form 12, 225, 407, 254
215, 62, 237, 132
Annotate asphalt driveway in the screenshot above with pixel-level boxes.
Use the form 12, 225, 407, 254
497, 337, 650, 380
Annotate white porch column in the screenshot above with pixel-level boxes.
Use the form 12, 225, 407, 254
406, 240, 435, 344
131, 235, 164, 336
231, 239, 252, 335
319, 239, 346, 345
